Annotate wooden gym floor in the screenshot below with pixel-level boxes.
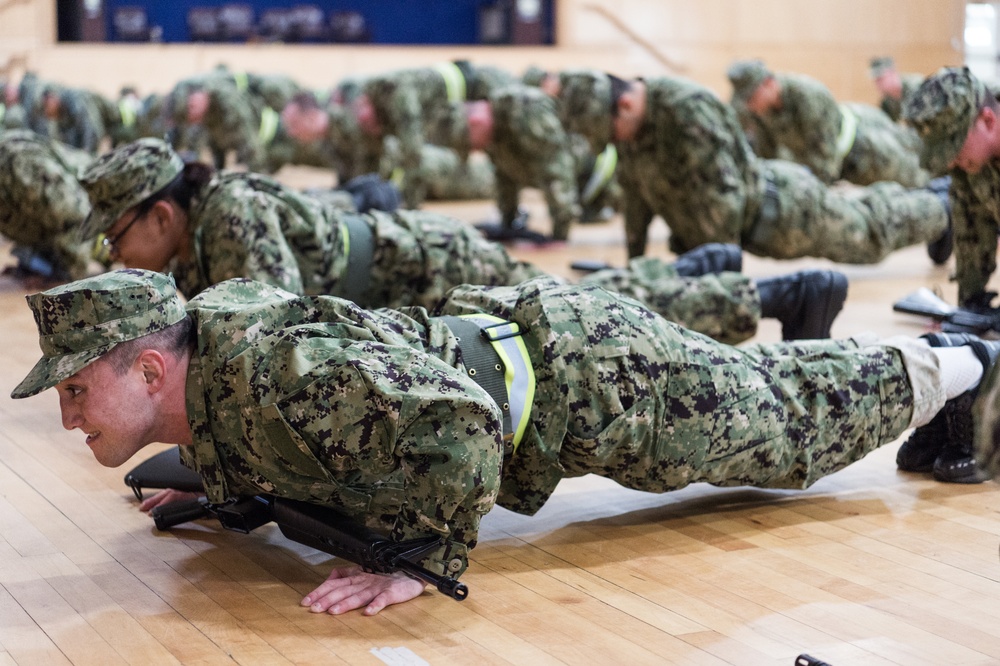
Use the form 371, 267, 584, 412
2, 172, 1000, 666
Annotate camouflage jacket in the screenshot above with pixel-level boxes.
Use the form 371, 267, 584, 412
616, 76, 766, 254
950, 164, 1000, 304
0, 129, 94, 278
486, 85, 580, 234
171, 171, 541, 306
749, 73, 845, 183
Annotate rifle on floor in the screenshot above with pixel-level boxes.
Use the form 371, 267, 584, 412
893, 287, 1000, 335
124, 448, 469, 601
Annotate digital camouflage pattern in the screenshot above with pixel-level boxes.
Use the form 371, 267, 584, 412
879, 73, 925, 124
731, 69, 927, 186
361, 67, 468, 207
79, 137, 184, 238
34, 84, 108, 154
481, 84, 580, 240
419, 145, 496, 201
11, 269, 186, 398
170, 275, 941, 577
0, 130, 94, 280
727, 59, 771, 102
168, 74, 265, 171
903, 66, 987, 177
555, 68, 613, 152
602, 76, 947, 261
181, 169, 761, 339
904, 68, 1000, 304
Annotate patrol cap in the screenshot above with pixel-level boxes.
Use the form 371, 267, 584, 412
727, 59, 771, 101
869, 56, 896, 79
521, 65, 548, 87
557, 69, 613, 150
902, 66, 987, 175
78, 138, 184, 240
11, 269, 187, 399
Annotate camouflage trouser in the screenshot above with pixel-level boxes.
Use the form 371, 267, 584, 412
551, 312, 943, 494
421, 146, 496, 200
364, 209, 547, 310
363, 212, 760, 344
743, 160, 947, 264
579, 256, 759, 345
974, 359, 1000, 476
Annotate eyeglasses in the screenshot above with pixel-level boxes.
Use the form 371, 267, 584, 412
101, 208, 144, 258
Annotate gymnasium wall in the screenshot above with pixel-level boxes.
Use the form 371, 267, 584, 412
0, 0, 966, 104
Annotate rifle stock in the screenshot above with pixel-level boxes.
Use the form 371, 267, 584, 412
136, 448, 469, 601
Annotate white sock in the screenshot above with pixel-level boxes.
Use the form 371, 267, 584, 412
932, 346, 984, 400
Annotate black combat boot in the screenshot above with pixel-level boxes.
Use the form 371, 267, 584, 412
930, 334, 1000, 484
672, 243, 743, 277
756, 270, 849, 340
925, 176, 953, 265
895, 332, 977, 473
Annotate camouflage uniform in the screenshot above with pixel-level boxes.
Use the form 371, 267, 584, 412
903, 67, 999, 306
0, 130, 94, 279
439, 84, 581, 240
870, 56, 925, 123
78, 139, 762, 344
11, 270, 947, 579
560, 72, 948, 261
362, 63, 509, 208
168, 72, 267, 171
34, 84, 107, 154
728, 60, 928, 187
419, 145, 496, 201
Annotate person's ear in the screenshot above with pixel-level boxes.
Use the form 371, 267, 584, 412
136, 349, 168, 392
149, 199, 177, 234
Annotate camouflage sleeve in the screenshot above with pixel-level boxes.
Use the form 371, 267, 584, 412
209, 87, 265, 170
617, 157, 656, 258
784, 78, 842, 183
951, 169, 1000, 304
653, 91, 750, 248
274, 339, 504, 577
197, 187, 306, 294
534, 128, 581, 238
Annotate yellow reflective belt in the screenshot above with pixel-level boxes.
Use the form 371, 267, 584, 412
581, 144, 618, 204
835, 104, 858, 161
118, 100, 136, 128
433, 62, 467, 103
456, 314, 535, 448
232, 71, 249, 92
258, 106, 279, 146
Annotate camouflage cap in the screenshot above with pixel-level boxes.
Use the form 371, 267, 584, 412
78, 138, 184, 240
902, 66, 987, 175
869, 56, 896, 79
557, 69, 613, 150
727, 59, 771, 101
521, 65, 548, 87
11, 269, 187, 399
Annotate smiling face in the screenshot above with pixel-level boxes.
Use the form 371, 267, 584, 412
56, 356, 158, 467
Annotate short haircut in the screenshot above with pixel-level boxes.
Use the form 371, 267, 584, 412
103, 316, 195, 376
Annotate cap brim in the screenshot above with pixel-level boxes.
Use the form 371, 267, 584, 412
78, 208, 115, 242
10, 345, 111, 399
